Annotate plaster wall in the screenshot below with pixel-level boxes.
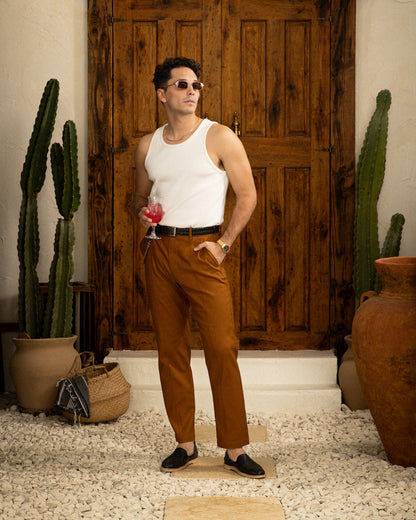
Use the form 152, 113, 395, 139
0, 0, 88, 321
356, 0, 416, 257
1, 0, 416, 324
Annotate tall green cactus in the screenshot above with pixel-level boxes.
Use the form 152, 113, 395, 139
17, 80, 81, 338
353, 90, 405, 298
17, 79, 59, 338
43, 121, 80, 338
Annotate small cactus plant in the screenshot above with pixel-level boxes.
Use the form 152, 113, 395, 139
17, 79, 81, 338
353, 90, 405, 299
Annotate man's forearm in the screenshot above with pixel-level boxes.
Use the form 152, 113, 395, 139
220, 193, 257, 247
133, 192, 149, 207
130, 192, 149, 219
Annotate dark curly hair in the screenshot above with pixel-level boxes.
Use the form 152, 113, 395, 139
152, 57, 202, 90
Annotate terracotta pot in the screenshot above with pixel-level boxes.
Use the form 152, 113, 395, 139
352, 257, 416, 467
10, 335, 81, 413
338, 335, 367, 410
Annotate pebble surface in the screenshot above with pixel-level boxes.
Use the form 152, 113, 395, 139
1, 399, 415, 520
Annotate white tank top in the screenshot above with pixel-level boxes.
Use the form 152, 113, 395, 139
144, 119, 228, 228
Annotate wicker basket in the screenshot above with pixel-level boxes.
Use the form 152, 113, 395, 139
62, 362, 131, 423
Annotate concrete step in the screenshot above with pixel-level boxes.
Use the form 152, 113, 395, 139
105, 349, 341, 415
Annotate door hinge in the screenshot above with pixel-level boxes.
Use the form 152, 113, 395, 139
110, 146, 128, 154
316, 16, 333, 23
314, 146, 334, 153
108, 15, 128, 25
109, 330, 129, 337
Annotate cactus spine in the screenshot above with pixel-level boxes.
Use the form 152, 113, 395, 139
17, 79, 59, 338
43, 121, 80, 338
353, 90, 405, 298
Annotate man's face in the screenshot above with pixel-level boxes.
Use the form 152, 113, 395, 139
157, 67, 201, 115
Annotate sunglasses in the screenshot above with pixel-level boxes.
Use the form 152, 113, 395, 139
164, 80, 204, 91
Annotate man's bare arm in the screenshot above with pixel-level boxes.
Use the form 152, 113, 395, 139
215, 126, 257, 246
131, 134, 154, 226
194, 124, 257, 261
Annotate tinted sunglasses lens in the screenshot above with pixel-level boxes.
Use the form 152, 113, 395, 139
175, 81, 203, 90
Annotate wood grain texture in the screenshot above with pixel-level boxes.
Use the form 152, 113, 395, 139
88, 0, 355, 355
329, 0, 356, 355
88, 0, 113, 361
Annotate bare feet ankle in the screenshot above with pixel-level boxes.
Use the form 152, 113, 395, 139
178, 441, 195, 456
227, 447, 245, 462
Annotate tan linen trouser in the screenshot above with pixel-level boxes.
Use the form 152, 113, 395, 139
144, 232, 249, 449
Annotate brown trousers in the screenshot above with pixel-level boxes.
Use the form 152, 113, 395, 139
144, 232, 249, 449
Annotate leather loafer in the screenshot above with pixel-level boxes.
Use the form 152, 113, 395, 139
161, 442, 198, 472
224, 451, 266, 479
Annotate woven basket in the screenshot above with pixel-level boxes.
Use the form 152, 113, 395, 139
62, 362, 131, 423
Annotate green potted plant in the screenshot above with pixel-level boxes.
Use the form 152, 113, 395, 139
10, 78, 82, 413
338, 89, 405, 410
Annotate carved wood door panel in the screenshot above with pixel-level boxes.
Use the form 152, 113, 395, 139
111, 0, 333, 350
112, 0, 221, 349
221, 0, 331, 349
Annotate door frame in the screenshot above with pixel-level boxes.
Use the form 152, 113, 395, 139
87, 0, 356, 362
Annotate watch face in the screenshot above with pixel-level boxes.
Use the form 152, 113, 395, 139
217, 239, 230, 253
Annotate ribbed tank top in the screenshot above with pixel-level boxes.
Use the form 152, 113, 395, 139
144, 119, 228, 228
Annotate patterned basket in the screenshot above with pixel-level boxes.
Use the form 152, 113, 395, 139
62, 362, 131, 423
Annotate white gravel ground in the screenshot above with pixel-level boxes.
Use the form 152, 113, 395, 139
1, 396, 415, 520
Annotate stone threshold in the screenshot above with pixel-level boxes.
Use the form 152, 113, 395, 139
105, 349, 341, 415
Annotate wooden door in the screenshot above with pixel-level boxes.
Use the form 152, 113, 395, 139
112, 0, 222, 349
94, 0, 355, 353
221, 0, 331, 349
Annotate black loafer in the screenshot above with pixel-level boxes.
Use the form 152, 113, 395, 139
161, 442, 198, 472
224, 451, 266, 479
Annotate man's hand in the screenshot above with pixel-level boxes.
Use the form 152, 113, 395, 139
129, 193, 160, 229
138, 206, 154, 228
194, 240, 226, 264
128, 200, 154, 229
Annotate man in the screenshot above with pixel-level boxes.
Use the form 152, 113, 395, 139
132, 57, 265, 479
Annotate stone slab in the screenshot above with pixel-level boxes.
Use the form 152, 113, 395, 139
164, 496, 285, 520
195, 424, 268, 443
171, 456, 276, 480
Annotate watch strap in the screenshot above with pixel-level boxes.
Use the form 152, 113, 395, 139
217, 239, 230, 253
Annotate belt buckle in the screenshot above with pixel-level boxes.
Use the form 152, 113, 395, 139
170, 227, 177, 237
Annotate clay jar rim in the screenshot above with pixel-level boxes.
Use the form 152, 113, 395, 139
375, 256, 416, 300
12, 334, 78, 345
375, 256, 416, 267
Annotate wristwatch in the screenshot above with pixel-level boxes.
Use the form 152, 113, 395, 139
217, 239, 230, 254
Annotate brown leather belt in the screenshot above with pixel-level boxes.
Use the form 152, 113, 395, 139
155, 225, 220, 237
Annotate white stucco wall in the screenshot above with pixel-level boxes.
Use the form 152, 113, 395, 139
0, 0, 415, 324
0, 0, 88, 321
356, 0, 416, 257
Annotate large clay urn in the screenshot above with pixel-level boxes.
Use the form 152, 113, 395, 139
10, 335, 81, 413
352, 257, 416, 467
